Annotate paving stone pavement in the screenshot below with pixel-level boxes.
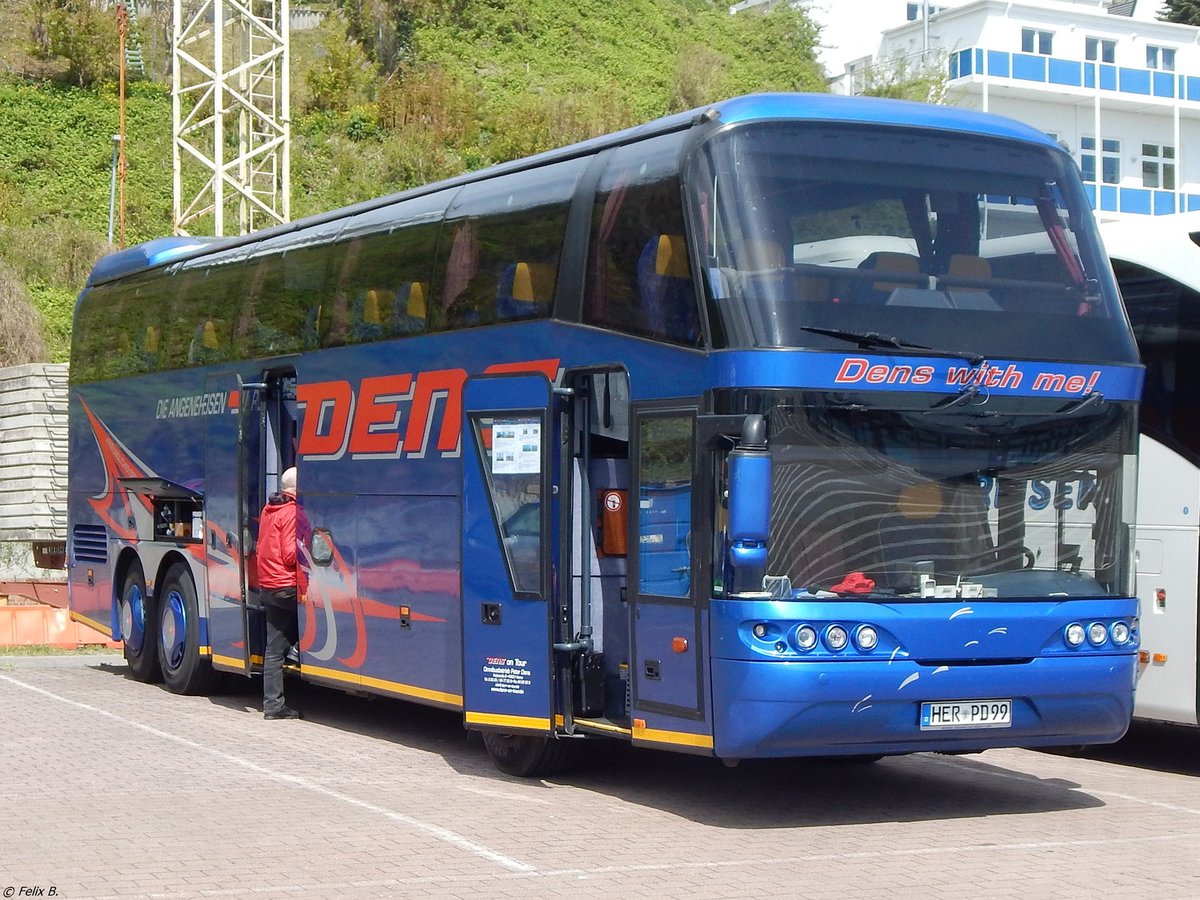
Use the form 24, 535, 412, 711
2, 655, 1199, 900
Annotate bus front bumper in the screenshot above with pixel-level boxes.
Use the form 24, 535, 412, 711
710, 654, 1135, 760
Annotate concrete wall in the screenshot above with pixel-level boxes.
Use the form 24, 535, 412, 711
0, 363, 68, 543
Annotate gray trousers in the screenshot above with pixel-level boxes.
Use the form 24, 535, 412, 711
262, 588, 298, 714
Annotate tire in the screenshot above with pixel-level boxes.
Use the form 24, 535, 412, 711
157, 563, 219, 695
119, 561, 161, 683
481, 731, 574, 777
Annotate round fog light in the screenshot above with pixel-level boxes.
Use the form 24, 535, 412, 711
795, 625, 818, 652
1088, 622, 1108, 646
1111, 621, 1131, 645
1065, 623, 1085, 647
752, 623, 768, 640
855, 625, 879, 652
825, 624, 849, 652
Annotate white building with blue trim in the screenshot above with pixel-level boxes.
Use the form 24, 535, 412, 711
782, 1, 1200, 221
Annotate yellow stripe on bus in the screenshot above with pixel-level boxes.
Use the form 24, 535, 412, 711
632, 721, 714, 749
569, 716, 633, 736
69, 610, 112, 636
464, 711, 552, 731
304, 663, 462, 708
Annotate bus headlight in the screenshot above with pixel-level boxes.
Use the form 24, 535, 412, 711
794, 625, 818, 652
1088, 622, 1109, 646
824, 624, 849, 652
854, 625, 879, 652
1110, 621, 1131, 645
1065, 623, 1085, 647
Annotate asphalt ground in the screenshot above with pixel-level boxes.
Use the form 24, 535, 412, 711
2, 655, 1199, 899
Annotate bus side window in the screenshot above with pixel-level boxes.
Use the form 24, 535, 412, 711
1116, 258, 1200, 451
326, 191, 449, 344
434, 158, 586, 332
637, 234, 700, 344
637, 415, 694, 598
585, 131, 703, 348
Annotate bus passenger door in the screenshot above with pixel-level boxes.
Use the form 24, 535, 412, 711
630, 408, 705, 738
205, 368, 296, 675
204, 372, 253, 673
461, 372, 561, 736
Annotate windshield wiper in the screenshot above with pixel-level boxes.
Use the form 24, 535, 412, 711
800, 326, 984, 366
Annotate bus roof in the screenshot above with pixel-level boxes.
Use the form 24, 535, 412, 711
86, 92, 1062, 287
1100, 212, 1200, 286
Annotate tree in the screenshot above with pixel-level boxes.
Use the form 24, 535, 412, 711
860, 52, 950, 104
0, 266, 48, 366
1160, 0, 1200, 26
304, 13, 375, 113
31, 0, 119, 87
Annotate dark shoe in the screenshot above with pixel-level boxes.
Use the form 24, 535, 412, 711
264, 706, 302, 720
284, 646, 300, 666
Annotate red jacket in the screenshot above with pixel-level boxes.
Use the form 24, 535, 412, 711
257, 492, 297, 589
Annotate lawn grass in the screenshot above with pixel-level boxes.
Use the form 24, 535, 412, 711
0, 644, 122, 656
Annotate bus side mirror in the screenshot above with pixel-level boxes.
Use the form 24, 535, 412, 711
726, 415, 771, 593
311, 529, 334, 566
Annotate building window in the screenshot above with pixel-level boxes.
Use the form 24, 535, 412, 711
906, 3, 943, 20
1146, 45, 1176, 71
1021, 28, 1053, 55
1142, 144, 1176, 190
1085, 37, 1115, 64
1081, 137, 1121, 185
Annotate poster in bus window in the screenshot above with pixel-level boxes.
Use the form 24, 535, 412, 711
492, 418, 541, 475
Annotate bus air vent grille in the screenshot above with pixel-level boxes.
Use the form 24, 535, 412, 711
72, 524, 109, 563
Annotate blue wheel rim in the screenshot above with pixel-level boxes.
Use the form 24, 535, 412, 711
121, 584, 146, 654
161, 589, 187, 671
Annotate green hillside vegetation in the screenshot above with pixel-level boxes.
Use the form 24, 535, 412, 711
0, 0, 827, 363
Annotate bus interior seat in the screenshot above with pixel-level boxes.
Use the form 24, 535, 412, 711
497, 261, 555, 320
304, 303, 324, 347
392, 281, 427, 335
637, 234, 701, 344
350, 289, 388, 342
886, 288, 952, 308
854, 251, 922, 304
188, 318, 222, 363
736, 238, 788, 270
734, 238, 827, 303
945, 254, 1002, 311
794, 274, 831, 302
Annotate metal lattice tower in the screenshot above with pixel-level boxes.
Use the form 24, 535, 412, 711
173, 0, 291, 236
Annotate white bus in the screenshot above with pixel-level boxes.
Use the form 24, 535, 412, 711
1102, 212, 1200, 727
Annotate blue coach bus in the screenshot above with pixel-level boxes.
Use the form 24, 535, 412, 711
68, 93, 1143, 775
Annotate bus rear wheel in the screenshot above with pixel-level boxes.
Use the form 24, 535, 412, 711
119, 562, 161, 683
481, 731, 574, 777
157, 563, 218, 695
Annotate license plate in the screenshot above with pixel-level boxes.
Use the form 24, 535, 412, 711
920, 699, 1012, 730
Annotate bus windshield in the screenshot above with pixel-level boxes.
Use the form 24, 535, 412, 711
694, 121, 1139, 364
757, 397, 1135, 600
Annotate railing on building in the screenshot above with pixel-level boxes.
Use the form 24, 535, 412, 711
949, 46, 1200, 216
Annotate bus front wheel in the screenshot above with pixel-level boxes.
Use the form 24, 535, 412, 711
120, 562, 161, 683
481, 731, 573, 777
156, 564, 218, 695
